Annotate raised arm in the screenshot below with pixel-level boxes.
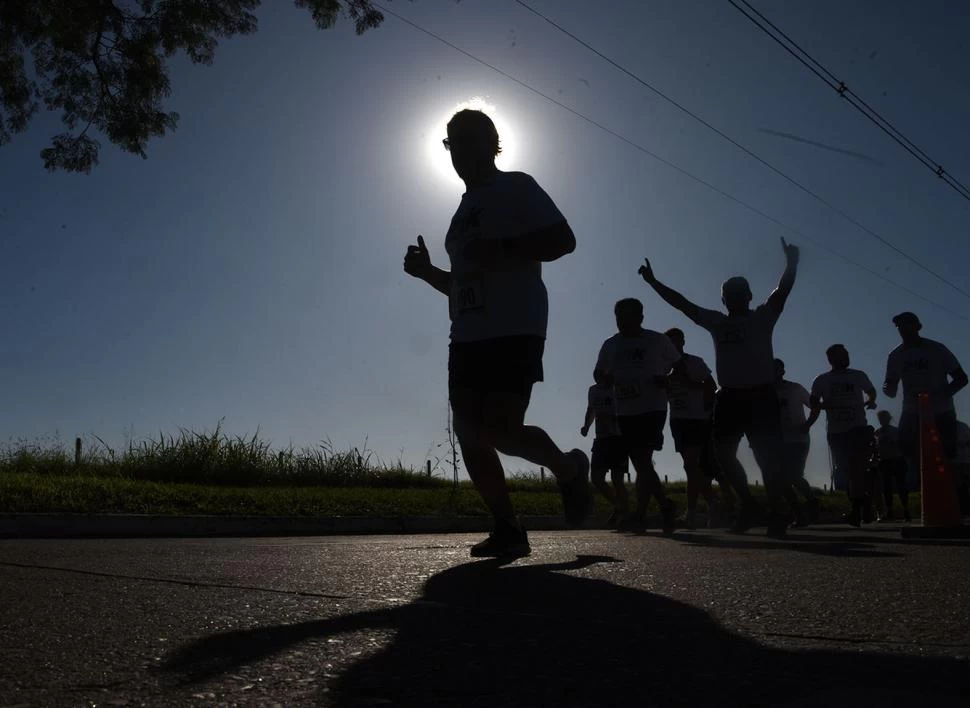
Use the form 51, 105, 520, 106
766, 238, 799, 314
404, 235, 451, 296
638, 258, 703, 324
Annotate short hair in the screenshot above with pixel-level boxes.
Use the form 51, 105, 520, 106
721, 276, 751, 298
774, 358, 785, 368
664, 327, 684, 341
826, 343, 847, 357
614, 298, 643, 316
877, 410, 893, 421
447, 109, 501, 157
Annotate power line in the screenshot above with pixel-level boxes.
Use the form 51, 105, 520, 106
373, 4, 970, 324
728, 0, 970, 203
512, 0, 970, 303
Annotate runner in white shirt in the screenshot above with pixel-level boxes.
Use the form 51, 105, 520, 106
581, 368, 630, 527
638, 238, 799, 538
883, 312, 968, 470
773, 359, 819, 527
664, 328, 719, 529
596, 298, 680, 534
805, 344, 877, 527
403, 109, 592, 559
875, 410, 911, 522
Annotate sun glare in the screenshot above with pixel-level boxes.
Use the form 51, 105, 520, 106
426, 97, 518, 188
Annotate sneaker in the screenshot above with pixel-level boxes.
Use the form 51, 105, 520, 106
730, 500, 761, 534
604, 510, 620, 529
791, 508, 810, 529
843, 509, 862, 528
558, 449, 593, 528
766, 514, 789, 539
862, 506, 875, 524
470, 524, 531, 559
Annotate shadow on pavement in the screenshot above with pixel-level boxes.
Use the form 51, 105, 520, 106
164, 554, 967, 707
676, 532, 904, 557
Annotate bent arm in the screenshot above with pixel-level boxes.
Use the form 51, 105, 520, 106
421, 266, 452, 297
947, 367, 969, 398
644, 277, 703, 324
503, 221, 576, 262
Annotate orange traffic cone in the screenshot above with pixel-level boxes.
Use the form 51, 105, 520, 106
902, 394, 968, 538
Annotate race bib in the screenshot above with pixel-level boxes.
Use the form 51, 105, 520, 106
451, 276, 485, 316
616, 381, 642, 401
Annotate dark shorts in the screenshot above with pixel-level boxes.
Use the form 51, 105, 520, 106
590, 436, 630, 480
448, 335, 544, 398
670, 418, 712, 453
617, 411, 667, 452
712, 386, 781, 440
899, 409, 957, 460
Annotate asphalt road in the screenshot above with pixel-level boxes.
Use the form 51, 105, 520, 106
1, 526, 968, 707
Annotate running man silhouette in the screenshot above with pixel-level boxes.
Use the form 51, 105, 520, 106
581, 368, 630, 527
806, 344, 877, 527
403, 109, 591, 558
638, 238, 799, 537
883, 312, 968, 479
664, 327, 719, 529
774, 358, 819, 527
596, 298, 679, 534
875, 410, 910, 522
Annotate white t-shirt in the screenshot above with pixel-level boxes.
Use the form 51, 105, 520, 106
445, 171, 566, 343
876, 425, 902, 460
885, 338, 962, 415
694, 304, 780, 389
596, 330, 680, 416
776, 380, 810, 443
810, 368, 875, 435
667, 353, 712, 420
954, 421, 970, 466
588, 384, 621, 439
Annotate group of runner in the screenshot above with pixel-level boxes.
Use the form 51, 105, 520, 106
404, 109, 969, 558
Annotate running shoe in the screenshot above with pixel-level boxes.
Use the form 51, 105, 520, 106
470, 523, 531, 559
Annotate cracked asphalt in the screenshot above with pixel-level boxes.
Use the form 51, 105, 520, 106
1, 525, 968, 707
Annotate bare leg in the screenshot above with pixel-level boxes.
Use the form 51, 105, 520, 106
629, 447, 668, 511
591, 467, 616, 507
474, 391, 577, 480
748, 430, 785, 515
611, 467, 630, 515
715, 436, 752, 504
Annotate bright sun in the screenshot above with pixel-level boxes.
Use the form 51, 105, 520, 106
426, 97, 518, 188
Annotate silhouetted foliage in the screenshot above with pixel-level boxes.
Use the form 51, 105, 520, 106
0, 0, 384, 172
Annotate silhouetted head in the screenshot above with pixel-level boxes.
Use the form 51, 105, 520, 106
892, 311, 922, 344
614, 298, 644, 336
774, 358, 786, 383
721, 276, 752, 314
664, 327, 685, 354
446, 110, 501, 185
826, 344, 850, 370
877, 410, 892, 426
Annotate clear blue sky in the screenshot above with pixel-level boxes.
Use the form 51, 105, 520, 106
2, 0, 969, 486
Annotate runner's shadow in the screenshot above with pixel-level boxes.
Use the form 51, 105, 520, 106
678, 532, 904, 558
164, 554, 964, 707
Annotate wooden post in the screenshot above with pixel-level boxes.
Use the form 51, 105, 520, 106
75, 437, 81, 467
664, 475, 668, 486
426, 460, 431, 477
540, 467, 545, 482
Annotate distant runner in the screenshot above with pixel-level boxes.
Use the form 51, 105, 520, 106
581, 368, 630, 527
